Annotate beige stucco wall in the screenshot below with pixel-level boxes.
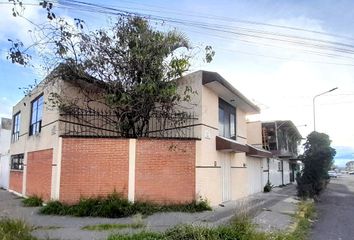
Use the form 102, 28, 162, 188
191, 73, 259, 205
247, 121, 262, 146
236, 109, 247, 144
10, 79, 62, 197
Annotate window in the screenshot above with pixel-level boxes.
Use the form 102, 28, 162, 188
218, 98, 236, 139
278, 161, 283, 171
12, 112, 20, 142
29, 95, 44, 136
11, 154, 24, 171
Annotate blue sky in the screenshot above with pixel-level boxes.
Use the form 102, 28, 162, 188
1, 0, 354, 166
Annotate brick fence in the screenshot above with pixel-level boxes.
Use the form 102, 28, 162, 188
135, 139, 196, 204
60, 138, 130, 203
59, 138, 196, 204
9, 137, 197, 204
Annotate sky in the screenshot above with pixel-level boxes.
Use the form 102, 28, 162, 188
1, 0, 354, 166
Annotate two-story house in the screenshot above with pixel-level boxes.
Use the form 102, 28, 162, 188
8, 67, 271, 206
261, 120, 302, 186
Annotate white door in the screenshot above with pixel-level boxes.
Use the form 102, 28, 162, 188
0, 155, 10, 189
248, 158, 263, 194
221, 153, 231, 202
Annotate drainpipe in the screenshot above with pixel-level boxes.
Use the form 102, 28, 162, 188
267, 158, 270, 183
281, 160, 284, 185
274, 122, 279, 151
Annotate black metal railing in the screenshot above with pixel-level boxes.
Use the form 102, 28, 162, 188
59, 108, 198, 139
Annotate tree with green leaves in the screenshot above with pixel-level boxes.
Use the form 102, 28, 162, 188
6, 1, 214, 137
297, 131, 336, 198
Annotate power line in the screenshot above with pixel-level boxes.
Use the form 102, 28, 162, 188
57, 0, 354, 56
2, 0, 354, 66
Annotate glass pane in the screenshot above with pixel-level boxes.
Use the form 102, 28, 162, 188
224, 113, 230, 138
17, 114, 20, 132
230, 114, 235, 138
37, 104, 43, 121
31, 105, 37, 124
219, 108, 224, 136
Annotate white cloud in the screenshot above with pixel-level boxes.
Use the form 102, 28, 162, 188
0, 2, 44, 45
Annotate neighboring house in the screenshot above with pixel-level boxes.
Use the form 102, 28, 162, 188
0, 118, 11, 189
346, 161, 354, 171
261, 121, 302, 186
8, 68, 270, 206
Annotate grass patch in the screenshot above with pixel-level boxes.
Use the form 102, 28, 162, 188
22, 196, 43, 207
40, 193, 211, 218
108, 201, 315, 240
0, 218, 37, 240
82, 222, 144, 231
33, 225, 61, 230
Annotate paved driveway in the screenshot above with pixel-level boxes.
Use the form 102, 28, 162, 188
310, 175, 354, 240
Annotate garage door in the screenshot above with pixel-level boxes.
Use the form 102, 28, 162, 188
248, 158, 263, 195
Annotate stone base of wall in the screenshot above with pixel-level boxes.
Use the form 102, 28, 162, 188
26, 149, 53, 201
9, 171, 23, 194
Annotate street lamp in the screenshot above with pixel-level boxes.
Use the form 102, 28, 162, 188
313, 87, 338, 131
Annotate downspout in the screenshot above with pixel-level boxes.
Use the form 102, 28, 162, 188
267, 158, 270, 183
281, 160, 284, 185
274, 122, 279, 151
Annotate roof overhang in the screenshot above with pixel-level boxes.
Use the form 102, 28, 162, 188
216, 136, 249, 153
216, 136, 272, 158
201, 71, 260, 114
246, 144, 272, 158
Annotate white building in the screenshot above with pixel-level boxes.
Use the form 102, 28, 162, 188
0, 118, 11, 189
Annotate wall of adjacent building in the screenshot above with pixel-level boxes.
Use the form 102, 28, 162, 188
0, 120, 11, 189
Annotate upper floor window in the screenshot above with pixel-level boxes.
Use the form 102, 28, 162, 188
12, 112, 20, 142
29, 95, 44, 136
218, 98, 236, 139
11, 154, 24, 171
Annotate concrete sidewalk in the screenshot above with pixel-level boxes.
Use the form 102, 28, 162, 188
0, 184, 298, 240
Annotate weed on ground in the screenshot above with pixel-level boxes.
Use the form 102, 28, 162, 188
40, 193, 211, 218
0, 218, 37, 240
22, 196, 43, 207
107, 201, 315, 240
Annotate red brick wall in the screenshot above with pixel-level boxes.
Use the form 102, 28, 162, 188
60, 138, 129, 203
9, 171, 23, 194
135, 139, 196, 204
26, 149, 53, 201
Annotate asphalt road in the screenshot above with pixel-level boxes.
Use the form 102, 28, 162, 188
310, 175, 354, 240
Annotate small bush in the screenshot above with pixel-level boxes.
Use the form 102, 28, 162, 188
22, 196, 43, 207
0, 218, 37, 240
39, 201, 69, 215
263, 181, 273, 193
39, 193, 211, 218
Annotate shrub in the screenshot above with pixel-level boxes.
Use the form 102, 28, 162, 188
39, 193, 211, 218
22, 196, 43, 207
0, 218, 37, 240
39, 201, 69, 215
263, 181, 273, 193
